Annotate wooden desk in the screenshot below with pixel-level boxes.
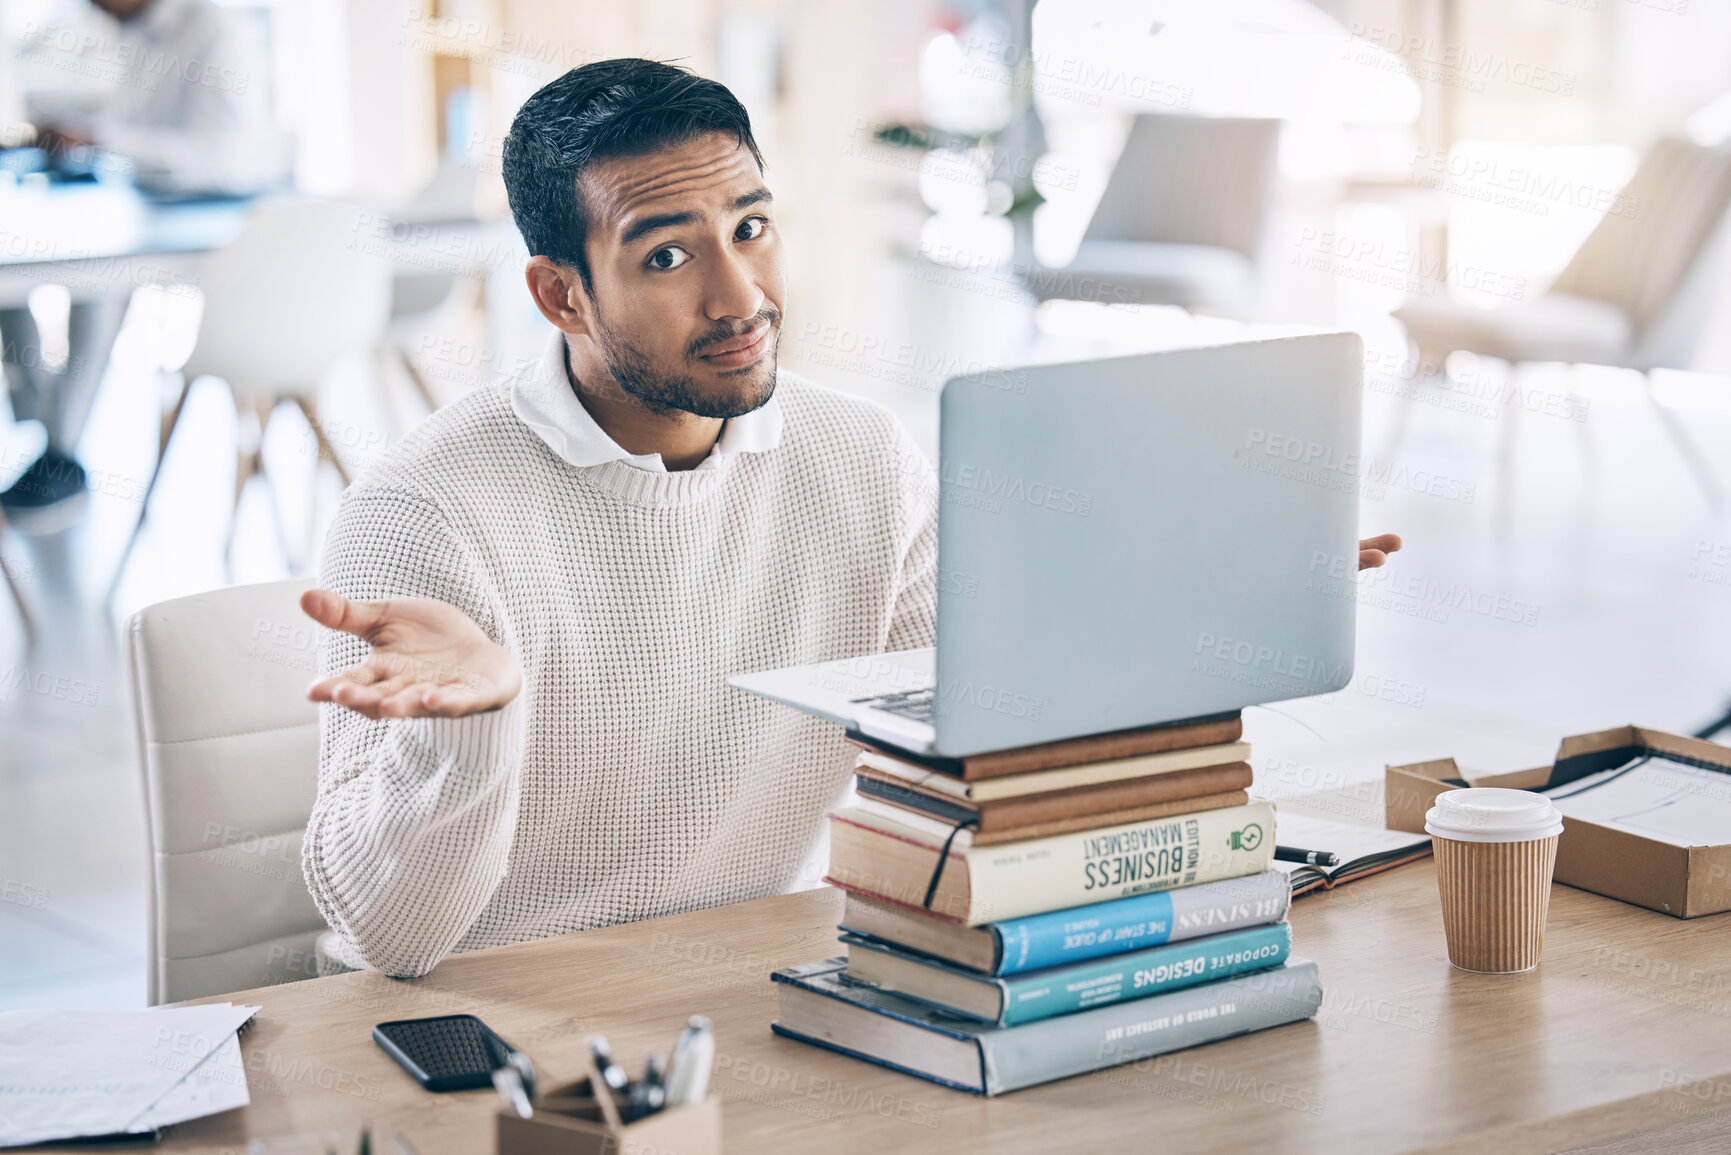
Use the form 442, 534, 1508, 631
81, 863, 1731, 1154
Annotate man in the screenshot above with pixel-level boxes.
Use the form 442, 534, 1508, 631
300, 59, 1400, 979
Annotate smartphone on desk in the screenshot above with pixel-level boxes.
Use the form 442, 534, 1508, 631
373, 1013, 517, 1091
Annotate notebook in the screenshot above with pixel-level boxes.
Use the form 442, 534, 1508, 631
1272, 809, 1433, 897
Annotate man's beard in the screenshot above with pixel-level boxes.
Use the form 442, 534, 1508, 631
592, 305, 781, 419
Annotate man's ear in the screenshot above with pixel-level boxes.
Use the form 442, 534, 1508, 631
525, 256, 594, 336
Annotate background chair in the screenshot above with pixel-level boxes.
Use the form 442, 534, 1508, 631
1396, 137, 1731, 373
1030, 114, 1283, 315
1394, 137, 1731, 511
127, 577, 325, 1004
382, 267, 486, 417
122, 197, 394, 572
380, 158, 488, 416
0, 414, 46, 635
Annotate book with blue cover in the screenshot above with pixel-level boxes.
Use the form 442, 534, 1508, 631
838, 868, 1290, 975
843, 920, 1292, 1025
770, 956, 1323, 1095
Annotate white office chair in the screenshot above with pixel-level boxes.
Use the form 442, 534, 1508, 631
1394, 137, 1731, 511
1396, 137, 1731, 373
383, 268, 486, 416
122, 197, 394, 570
1031, 114, 1283, 315
127, 577, 327, 1004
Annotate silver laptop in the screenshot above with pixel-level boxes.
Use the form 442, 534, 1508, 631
729, 333, 1364, 757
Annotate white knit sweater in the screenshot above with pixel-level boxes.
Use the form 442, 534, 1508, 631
304, 362, 936, 978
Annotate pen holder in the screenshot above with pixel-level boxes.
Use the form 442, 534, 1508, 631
494, 1061, 721, 1155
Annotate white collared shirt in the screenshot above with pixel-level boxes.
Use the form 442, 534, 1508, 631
510, 331, 783, 473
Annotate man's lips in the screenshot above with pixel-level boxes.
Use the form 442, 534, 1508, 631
699, 323, 772, 367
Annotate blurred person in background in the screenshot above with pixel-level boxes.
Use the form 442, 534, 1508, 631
0, 8, 24, 148
0, 0, 290, 528
17, 0, 289, 193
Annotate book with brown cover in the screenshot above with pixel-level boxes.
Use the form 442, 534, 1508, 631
961, 791, 1248, 846
847, 711, 1243, 781
855, 761, 1255, 838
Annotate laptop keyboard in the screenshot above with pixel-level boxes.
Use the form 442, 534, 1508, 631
853, 686, 935, 724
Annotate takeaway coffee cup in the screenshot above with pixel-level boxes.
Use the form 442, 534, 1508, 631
1424, 788, 1565, 973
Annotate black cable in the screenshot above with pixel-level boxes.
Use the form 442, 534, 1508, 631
922, 817, 979, 910
1691, 702, 1731, 741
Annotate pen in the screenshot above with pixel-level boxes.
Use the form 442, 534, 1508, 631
624, 1080, 666, 1121
506, 1049, 537, 1102
490, 1048, 536, 1119
663, 1016, 714, 1107
1275, 845, 1340, 867
585, 1036, 630, 1093
491, 1064, 533, 1119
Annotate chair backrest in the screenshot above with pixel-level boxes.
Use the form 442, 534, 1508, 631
1082, 114, 1283, 259
127, 578, 325, 1004
1551, 137, 1731, 336
182, 197, 393, 400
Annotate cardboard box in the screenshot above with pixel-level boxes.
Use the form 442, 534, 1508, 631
1387, 725, 1731, 918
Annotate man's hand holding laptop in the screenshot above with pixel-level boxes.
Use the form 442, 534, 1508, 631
304, 536, 1402, 721
1358, 533, 1402, 571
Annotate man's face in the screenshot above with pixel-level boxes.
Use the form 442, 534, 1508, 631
576, 133, 784, 419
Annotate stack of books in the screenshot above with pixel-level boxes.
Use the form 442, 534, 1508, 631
770, 712, 1324, 1095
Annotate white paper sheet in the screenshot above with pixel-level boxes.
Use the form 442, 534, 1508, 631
0, 1003, 258, 1147
1547, 759, 1731, 847
128, 1023, 252, 1132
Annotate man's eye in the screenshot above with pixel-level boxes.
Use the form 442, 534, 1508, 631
736, 217, 768, 241
648, 247, 691, 270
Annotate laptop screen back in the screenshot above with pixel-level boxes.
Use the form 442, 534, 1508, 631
932, 333, 1363, 756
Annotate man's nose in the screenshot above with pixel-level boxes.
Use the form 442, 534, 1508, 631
703, 247, 765, 323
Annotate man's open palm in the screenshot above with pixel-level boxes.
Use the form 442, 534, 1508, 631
301, 589, 522, 720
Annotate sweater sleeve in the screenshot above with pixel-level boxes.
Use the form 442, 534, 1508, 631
301, 488, 527, 978
886, 423, 938, 652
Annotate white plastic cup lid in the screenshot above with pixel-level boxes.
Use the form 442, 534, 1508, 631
1424, 787, 1564, 843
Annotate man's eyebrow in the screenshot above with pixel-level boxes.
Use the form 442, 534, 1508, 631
616, 189, 772, 247
619, 210, 697, 247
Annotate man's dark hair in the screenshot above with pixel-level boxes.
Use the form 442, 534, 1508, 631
503, 59, 764, 295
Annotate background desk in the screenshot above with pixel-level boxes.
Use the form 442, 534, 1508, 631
60, 858, 1731, 1155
